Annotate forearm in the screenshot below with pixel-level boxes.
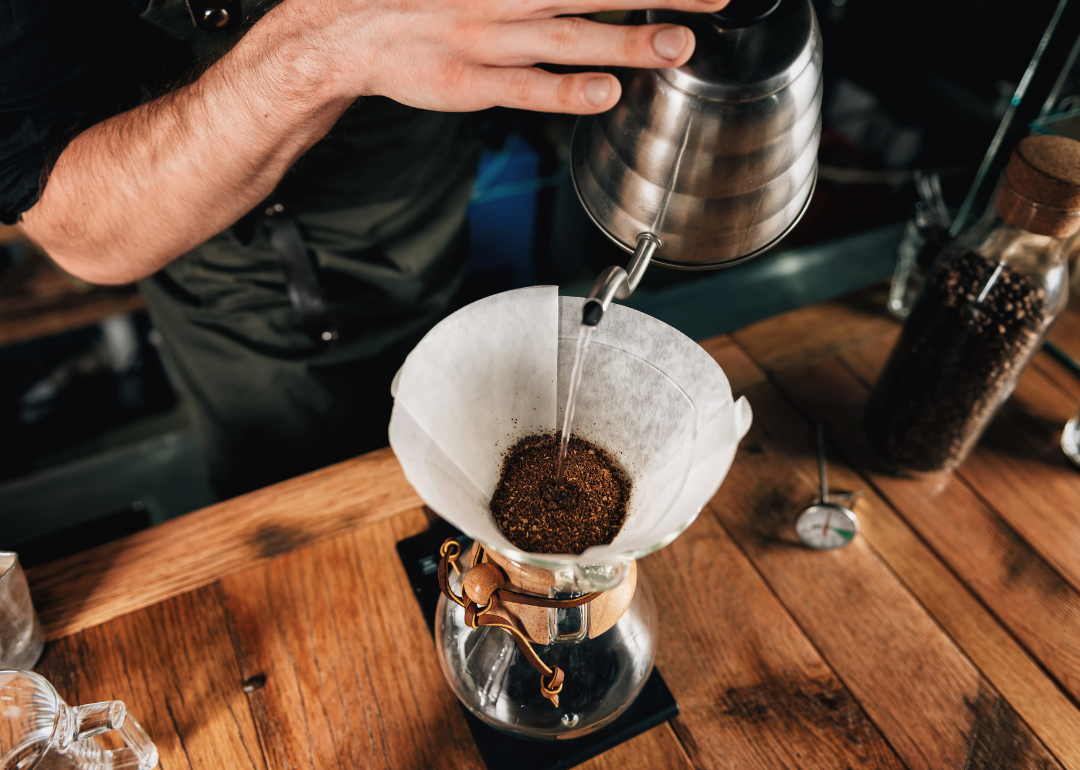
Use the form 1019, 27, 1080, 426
20, 2, 349, 285
17, 0, 721, 285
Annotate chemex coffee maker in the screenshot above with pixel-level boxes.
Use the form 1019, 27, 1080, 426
576, 0, 823, 323
389, 0, 821, 743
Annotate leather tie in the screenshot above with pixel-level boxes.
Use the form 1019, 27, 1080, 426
262, 205, 340, 347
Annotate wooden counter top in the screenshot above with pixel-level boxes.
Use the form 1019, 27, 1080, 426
26, 286, 1080, 770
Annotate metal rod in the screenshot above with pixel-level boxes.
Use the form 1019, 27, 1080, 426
950, 0, 1071, 237
1040, 28, 1080, 118
817, 422, 828, 504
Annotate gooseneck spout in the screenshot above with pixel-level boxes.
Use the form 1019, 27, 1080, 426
582, 233, 662, 326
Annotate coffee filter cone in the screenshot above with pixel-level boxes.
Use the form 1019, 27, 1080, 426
389, 286, 751, 566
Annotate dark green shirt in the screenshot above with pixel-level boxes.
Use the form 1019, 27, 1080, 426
2, 0, 479, 495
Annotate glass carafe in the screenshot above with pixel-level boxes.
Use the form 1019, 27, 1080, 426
0, 670, 158, 770
436, 550, 656, 740
390, 288, 751, 740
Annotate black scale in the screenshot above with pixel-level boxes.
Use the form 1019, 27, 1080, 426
396, 520, 679, 770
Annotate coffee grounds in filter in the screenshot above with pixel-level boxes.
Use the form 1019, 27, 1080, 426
490, 433, 630, 554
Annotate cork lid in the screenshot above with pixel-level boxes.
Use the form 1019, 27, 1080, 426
997, 134, 1080, 237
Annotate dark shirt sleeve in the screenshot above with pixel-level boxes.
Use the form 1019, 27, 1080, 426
0, 0, 144, 224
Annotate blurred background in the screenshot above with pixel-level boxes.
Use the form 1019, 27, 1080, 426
4, 0, 1080, 562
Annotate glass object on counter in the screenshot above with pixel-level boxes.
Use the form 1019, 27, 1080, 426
0, 670, 159, 770
865, 135, 1080, 476
389, 289, 751, 739
1063, 402, 1080, 467
887, 190, 952, 319
437, 556, 657, 740
0, 553, 43, 670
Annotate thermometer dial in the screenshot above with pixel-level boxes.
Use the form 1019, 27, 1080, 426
795, 503, 859, 550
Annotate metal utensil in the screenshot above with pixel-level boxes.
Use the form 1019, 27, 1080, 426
572, 0, 824, 273
795, 423, 858, 550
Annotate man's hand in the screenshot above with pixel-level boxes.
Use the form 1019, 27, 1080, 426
306, 0, 726, 113
20, 0, 728, 285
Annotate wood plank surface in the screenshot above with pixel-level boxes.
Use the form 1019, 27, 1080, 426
19, 283, 1080, 770
707, 340, 1068, 770
834, 341, 1080, 698
220, 508, 479, 770
1032, 349, 1080, 401
219, 493, 901, 768
27, 447, 422, 641
35, 585, 266, 770
762, 349, 1080, 763
0, 289, 146, 348
1047, 301, 1080, 368
641, 507, 905, 769
578, 726, 691, 770
845, 339, 1080, 598
658, 326, 905, 769
729, 285, 899, 375
217, 506, 692, 770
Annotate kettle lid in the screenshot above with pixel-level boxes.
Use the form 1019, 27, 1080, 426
710, 0, 782, 28
642, 0, 819, 102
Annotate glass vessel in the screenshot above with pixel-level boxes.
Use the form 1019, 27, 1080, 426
887, 202, 951, 320
865, 137, 1079, 475
1063, 402, 1080, 467
389, 288, 751, 739
0, 553, 43, 670
436, 557, 656, 740
0, 670, 158, 770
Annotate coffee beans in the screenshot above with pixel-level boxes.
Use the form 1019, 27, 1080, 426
490, 433, 630, 554
865, 250, 1048, 474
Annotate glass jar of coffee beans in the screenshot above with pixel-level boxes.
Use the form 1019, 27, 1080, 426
865, 135, 1080, 475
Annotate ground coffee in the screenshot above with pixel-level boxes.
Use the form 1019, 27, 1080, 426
490, 433, 630, 554
865, 249, 1048, 473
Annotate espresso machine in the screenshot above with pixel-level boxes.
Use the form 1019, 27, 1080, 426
575, 0, 824, 324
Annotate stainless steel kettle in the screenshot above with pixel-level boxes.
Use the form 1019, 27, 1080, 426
574, 0, 823, 322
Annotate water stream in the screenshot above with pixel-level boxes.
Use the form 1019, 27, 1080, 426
555, 324, 594, 486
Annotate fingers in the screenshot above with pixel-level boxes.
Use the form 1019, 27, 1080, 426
527, 0, 730, 18
496, 18, 696, 69
470, 67, 622, 114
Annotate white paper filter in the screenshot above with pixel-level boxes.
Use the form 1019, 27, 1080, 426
389, 286, 752, 564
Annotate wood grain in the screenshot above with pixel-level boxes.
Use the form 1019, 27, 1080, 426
703, 364, 1064, 770
27, 447, 422, 641
217, 506, 691, 770
1031, 349, 1080, 401
717, 335, 1080, 770
219, 506, 694, 770
578, 725, 692, 770
765, 349, 1080, 754
35, 585, 266, 770
219, 507, 484, 770
1047, 302, 1080, 368
218, 505, 473, 768
641, 508, 905, 769
729, 285, 900, 375
836, 341, 1080, 693
698, 335, 768, 392
845, 339, 1080, 598
0, 289, 146, 348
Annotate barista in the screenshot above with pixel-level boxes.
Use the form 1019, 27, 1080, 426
1, 0, 721, 497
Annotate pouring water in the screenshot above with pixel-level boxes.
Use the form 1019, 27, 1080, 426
555, 323, 594, 487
